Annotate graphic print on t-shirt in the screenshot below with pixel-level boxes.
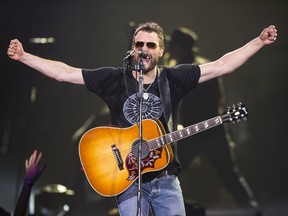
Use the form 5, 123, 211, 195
123, 92, 163, 125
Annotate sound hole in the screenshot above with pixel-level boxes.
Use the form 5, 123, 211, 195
131, 140, 150, 159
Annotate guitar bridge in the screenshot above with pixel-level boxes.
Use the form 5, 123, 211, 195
111, 144, 124, 170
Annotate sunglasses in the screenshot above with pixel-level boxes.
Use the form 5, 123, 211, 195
134, 41, 158, 49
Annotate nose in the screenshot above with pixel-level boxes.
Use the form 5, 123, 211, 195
141, 43, 149, 51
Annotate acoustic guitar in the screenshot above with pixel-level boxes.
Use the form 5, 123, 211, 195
79, 102, 248, 197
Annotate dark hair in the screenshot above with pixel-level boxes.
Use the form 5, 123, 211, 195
133, 22, 165, 48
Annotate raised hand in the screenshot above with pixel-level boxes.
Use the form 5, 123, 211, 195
24, 150, 46, 185
7, 39, 25, 61
259, 25, 277, 45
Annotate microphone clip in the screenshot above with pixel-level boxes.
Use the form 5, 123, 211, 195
123, 49, 135, 62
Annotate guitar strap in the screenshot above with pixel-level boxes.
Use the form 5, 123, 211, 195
158, 66, 181, 132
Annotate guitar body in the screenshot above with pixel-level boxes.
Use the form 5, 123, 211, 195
79, 119, 173, 197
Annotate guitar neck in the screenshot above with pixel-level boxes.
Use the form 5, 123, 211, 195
148, 116, 223, 150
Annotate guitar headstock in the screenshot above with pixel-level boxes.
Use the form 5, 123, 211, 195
221, 102, 248, 124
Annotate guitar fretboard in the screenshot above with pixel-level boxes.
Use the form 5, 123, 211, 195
148, 116, 223, 150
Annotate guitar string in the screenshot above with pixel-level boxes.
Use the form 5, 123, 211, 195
117, 118, 220, 154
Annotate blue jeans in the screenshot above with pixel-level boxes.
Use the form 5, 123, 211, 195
116, 174, 186, 216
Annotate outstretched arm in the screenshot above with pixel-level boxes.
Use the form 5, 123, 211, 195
14, 150, 46, 216
199, 25, 277, 83
7, 39, 84, 84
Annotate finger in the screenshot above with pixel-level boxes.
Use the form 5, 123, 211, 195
25, 159, 29, 168
270, 26, 277, 34
29, 150, 37, 164
35, 151, 43, 165
9, 40, 16, 49
8, 40, 19, 56
7, 47, 15, 56
11, 39, 19, 44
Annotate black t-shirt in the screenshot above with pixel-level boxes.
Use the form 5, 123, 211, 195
82, 64, 200, 180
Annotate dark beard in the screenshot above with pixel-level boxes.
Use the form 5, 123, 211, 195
142, 58, 158, 73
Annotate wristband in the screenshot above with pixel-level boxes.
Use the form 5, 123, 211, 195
23, 179, 34, 187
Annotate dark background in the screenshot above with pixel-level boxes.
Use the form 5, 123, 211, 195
1, 0, 287, 215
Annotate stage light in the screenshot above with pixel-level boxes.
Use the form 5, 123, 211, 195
34, 184, 75, 215
29, 37, 55, 44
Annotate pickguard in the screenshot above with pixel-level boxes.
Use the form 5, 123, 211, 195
125, 148, 163, 181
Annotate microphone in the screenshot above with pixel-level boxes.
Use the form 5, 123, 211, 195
138, 49, 149, 59
123, 49, 134, 61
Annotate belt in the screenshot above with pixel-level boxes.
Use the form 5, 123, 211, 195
157, 169, 177, 178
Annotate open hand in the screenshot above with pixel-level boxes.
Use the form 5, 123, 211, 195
25, 150, 46, 184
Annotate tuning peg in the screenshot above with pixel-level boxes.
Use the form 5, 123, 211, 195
226, 106, 231, 113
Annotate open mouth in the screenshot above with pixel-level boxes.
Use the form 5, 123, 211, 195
141, 53, 151, 61
142, 56, 151, 61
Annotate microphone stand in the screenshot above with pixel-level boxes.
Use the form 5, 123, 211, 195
134, 55, 145, 216
123, 48, 145, 216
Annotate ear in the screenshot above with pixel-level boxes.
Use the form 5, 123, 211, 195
159, 47, 165, 57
